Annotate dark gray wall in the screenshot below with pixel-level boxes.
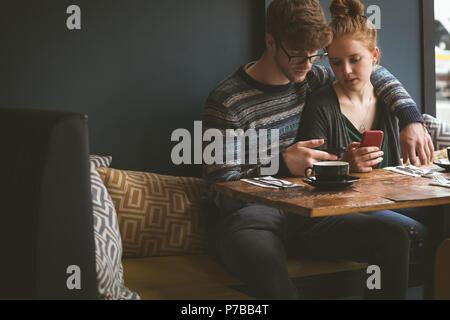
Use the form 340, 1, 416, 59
0, 0, 265, 176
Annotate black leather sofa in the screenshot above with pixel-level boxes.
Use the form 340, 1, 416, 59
0, 108, 97, 299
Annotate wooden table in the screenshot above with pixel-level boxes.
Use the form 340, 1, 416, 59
215, 168, 450, 218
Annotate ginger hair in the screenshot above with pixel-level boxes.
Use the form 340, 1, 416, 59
329, 0, 379, 61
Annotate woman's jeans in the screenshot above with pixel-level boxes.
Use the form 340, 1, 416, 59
206, 194, 431, 300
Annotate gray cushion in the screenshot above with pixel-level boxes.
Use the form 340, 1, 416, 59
89, 155, 112, 168
90, 156, 140, 300
423, 114, 450, 150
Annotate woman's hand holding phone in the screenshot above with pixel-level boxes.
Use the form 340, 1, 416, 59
342, 142, 384, 173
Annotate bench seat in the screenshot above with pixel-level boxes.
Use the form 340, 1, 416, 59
122, 255, 367, 300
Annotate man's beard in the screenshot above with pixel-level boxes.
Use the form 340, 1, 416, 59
274, 54, 307, 84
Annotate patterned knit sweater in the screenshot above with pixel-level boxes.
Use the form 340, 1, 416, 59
202, 64, 423, 191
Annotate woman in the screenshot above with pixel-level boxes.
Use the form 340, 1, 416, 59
299, 0, 399, 171
298, 0, 432, 294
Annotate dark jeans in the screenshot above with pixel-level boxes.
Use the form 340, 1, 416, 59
206, 195, 431, 300
365, 208, 430, 265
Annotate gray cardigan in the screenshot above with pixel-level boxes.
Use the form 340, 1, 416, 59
296, 83, 402, 166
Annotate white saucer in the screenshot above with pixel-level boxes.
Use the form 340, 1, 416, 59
434, 159, 450, 171
303, 176, 360, 189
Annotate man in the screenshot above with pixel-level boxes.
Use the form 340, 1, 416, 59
202, 0, 433, 299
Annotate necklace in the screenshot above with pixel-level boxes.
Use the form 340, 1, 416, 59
338, 83, 374, 133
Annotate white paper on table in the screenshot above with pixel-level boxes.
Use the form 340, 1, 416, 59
241, 176, 301, 189
241, 179, 280, 189
384, 165, 437, 178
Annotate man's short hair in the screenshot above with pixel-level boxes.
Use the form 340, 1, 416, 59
267, 0, 332, 51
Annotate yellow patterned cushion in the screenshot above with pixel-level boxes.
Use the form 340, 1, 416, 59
434, 148, 448, 161
97, 168, 206, 258
400, 148, 448, 165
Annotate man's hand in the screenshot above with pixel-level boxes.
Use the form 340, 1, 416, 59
283, 139, 338, 177
400, 122, 434, 166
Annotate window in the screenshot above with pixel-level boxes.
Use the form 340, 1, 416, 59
435, 0, 450, 121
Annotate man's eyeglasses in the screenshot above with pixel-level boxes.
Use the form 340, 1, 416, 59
277, 42, 328, 65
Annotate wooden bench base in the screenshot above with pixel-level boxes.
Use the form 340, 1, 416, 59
435, 239, 450, 299
122, 255, 367, 300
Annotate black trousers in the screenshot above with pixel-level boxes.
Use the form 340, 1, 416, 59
206, 195, 431, 300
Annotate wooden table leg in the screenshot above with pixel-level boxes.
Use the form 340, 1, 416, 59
430, 204, 450, 300
422, 204, 450, 299
435, 238, 450, 299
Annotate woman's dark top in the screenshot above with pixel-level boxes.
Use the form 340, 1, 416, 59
297, 83, 401, 167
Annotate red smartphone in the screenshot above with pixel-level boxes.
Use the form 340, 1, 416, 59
361, 130, 384, 149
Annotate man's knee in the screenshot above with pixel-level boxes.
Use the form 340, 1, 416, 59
221, 204, 286, 236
